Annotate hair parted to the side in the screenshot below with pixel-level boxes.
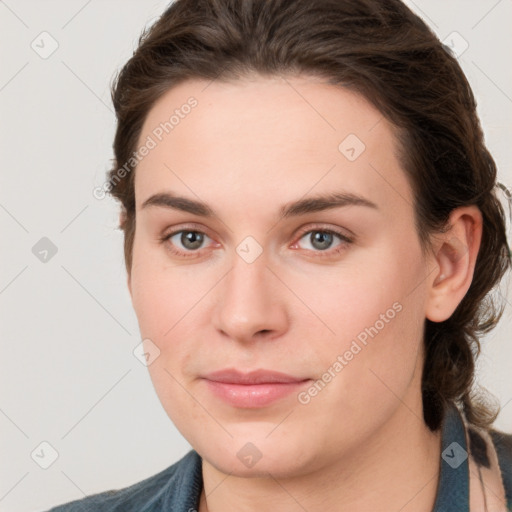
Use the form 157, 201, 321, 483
107, 0, 511, 431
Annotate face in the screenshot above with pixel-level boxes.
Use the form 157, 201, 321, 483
128, 74, 434, 478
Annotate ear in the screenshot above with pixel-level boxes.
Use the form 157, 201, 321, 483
119, 208, 127, 230
425, 205, 483, 322
127, 268, 132, 298
119, 209, 133, 297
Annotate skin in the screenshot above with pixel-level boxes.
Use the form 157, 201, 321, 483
126, 74, 482, 512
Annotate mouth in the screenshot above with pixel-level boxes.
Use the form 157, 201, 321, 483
201, 368, 312, 408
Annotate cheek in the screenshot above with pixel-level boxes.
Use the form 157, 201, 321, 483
312, 279, 421, 379
130, 236, 201, 337
291, 251, 415, 344
323, 269, 426, 418
300, 243, 425, 375
130, 253, 202, 427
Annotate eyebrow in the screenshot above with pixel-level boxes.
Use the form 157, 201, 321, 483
140, 191, 378, 218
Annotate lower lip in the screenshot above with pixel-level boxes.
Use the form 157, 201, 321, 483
203, 379, 311, 408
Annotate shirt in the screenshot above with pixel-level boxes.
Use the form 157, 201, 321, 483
43, 403, 512, 511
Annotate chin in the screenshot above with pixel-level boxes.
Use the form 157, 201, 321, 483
196, 433, 318, 479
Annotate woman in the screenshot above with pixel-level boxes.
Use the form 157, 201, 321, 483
47, 0, 512, 510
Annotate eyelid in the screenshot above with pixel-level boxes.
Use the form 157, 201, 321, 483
162, 222, 215, 240
293, 223, 354, 243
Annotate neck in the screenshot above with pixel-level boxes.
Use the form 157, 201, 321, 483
199, 403, 442, 512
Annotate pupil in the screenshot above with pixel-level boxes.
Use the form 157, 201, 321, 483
312, 232, 332, 250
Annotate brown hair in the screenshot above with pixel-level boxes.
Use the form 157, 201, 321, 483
107, 0, 511, 431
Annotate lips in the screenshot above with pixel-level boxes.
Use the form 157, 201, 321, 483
202, 368, 308, 385
201, 368, 311, 408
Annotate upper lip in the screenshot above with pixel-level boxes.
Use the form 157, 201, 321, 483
202, 368, 309, 385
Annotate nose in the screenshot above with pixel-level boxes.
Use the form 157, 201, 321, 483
211, 248, 289, 344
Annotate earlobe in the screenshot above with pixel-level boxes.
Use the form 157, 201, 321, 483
425, 206, 483, 323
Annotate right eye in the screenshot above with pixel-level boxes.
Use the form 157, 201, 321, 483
160, 229, 217, 258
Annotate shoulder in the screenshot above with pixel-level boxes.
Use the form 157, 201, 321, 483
43, 449, 202, 512
489, 428, 512, 507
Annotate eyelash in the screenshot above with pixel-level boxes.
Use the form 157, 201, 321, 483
159, 224, 353, 260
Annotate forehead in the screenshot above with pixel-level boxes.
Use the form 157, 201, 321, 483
134, 75, 412, 219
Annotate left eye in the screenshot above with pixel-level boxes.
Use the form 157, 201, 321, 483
295, 229, 349, 252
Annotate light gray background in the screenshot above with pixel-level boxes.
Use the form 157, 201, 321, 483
1, 1, 511, 511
